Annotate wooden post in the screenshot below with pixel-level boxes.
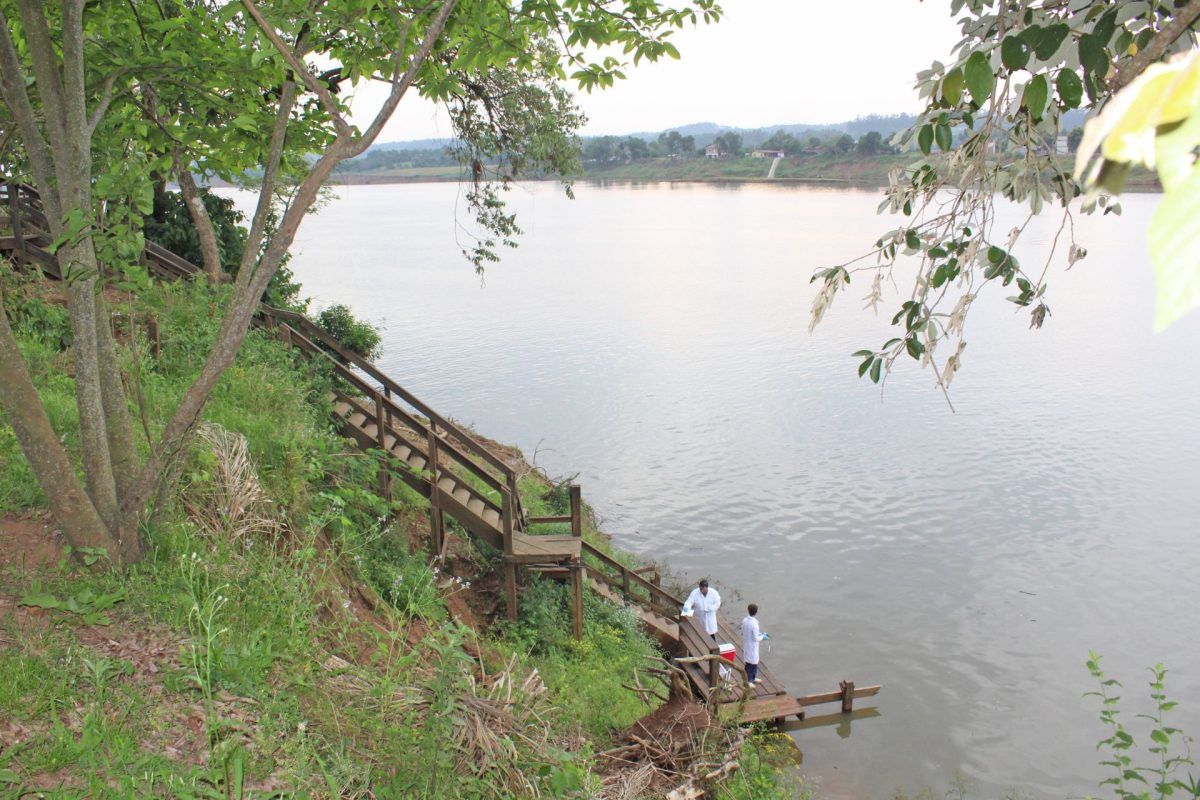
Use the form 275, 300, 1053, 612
504, 562, 518, 621
430, 507, 445, 557
571, 564, 584, 641
840, 679, 855, 713
621, 565, 631, 601
146, 316, 160, 359
709, 646, 721, 698
426, 423, 443, 552
7, 182, 27, 268
501, 475, 516, 555
569, 483, 582, 537
375, 390, 391, 501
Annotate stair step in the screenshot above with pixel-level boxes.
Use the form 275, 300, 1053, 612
451, 487, 471, 504
482, 508, 500, 526
384, 434, 397, 450
363, 423, 378, 439
466, 497, 485, 515
437, 476, 456, 494
333, 402, 353, 418
409, 456, 427, 470
347, 412, 367, 428
395, 445, 412, 461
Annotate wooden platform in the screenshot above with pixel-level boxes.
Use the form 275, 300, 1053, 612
506, 533, 581, 563
674, 614, 796, 715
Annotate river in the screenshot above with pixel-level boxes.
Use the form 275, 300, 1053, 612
226, 181, 1200, 799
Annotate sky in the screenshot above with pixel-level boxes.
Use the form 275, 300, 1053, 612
346, 0, 966, 143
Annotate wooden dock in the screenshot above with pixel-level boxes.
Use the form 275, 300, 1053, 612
1, 179, 880, 727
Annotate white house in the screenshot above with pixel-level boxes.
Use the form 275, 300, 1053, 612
704, 143, 721, 159
751, 149, 785, 158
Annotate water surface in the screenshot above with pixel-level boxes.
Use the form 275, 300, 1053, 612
227, 181, 1200, 799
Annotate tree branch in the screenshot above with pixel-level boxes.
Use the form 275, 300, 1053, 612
347, 0, 461, 158
0, 7, 60, 219
1110, 0, 1200, 93
240, 0, 351, 135
87, 74, 119, 136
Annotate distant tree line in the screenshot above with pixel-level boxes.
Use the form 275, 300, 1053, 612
582, 128, 900, 162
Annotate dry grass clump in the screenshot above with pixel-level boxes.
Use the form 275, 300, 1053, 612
320, 651, 577, 797
184, 423, 278, 545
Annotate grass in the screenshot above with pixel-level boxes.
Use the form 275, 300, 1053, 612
0, 275, 806, 798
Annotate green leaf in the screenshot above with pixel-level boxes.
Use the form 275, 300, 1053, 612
1022, 74, 1049, 120
987, 246, 1006, 264
1056, 69, 1083, 109
905, 337, 925, 360
935, 122, 952, 151
1001, 36, 1030, 70
1154, 90, 1200, 193
1080, 33, 1110, 78
858, 357, 873, 378
1148, 162, 1200, 332
917, 124, 934, 156
941, 68, 965, 106
905, 229, 921, 250
964, 51, 993, 105
1150, 729, 1171, 745
869, 358, 883, 384
1024, 23, 1070, 61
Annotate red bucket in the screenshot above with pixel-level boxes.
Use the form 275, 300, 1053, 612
718, 643, 736, 663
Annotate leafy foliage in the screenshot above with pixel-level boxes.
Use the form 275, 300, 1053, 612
1085, 653, 1199, 800
810, 0, 1200, 398
315, 304, 382, 361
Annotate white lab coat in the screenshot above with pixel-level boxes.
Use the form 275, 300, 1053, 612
683, 586, 721, 636
741, 615, 764, 665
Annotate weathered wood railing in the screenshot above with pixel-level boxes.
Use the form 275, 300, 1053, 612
581, 540, 681, 619
257, 310, 522, 552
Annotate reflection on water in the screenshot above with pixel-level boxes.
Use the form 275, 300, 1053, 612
223, 181, 1200, 799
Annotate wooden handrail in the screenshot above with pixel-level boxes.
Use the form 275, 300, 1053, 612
581, 540, 682, 611
274, 320, 508, 504
260, 305, 515, 484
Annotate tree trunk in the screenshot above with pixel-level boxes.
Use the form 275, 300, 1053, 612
95, 293, 143, 561
64, 268, 120, 529
177, 168, 224, 281
0, 286, 123, 564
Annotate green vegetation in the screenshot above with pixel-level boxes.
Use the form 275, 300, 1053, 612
0, 277, 804, 797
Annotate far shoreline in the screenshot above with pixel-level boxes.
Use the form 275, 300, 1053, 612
324, 172, 1164, 194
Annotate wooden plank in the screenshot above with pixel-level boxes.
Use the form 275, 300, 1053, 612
724, 694, 804, 724
796, 684, 881, 707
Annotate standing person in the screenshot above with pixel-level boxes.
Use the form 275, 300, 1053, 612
682, 578, 721, 640
741, 604, 766, 685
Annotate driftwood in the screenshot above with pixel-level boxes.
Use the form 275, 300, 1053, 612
599, 658, 750, 799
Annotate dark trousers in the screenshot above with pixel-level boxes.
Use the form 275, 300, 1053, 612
746, 662, 758, 683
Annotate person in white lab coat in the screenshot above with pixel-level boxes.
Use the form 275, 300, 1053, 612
682, 579, 721, 639
741, 604, 767, 685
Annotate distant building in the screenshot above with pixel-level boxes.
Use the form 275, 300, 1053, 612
704, 143, 722, 159
1055, 134, 1069, 154
751, 149, 785, 158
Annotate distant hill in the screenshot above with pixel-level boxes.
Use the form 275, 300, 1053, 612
351, 110, 1090, 166
360, 115, 921, 157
